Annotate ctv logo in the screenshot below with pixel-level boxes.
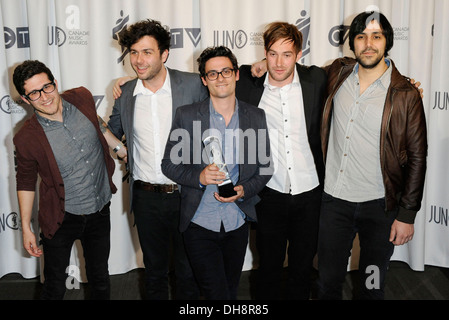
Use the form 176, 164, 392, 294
328, 24, 350, 47
113, 10, 201, 65
4, 26, 30, 49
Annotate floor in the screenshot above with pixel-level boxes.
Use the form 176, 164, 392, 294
1, 261, 449, 300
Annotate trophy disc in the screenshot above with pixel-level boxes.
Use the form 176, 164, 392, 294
218, 181, 237, 197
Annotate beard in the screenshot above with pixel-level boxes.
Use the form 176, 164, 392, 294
356, 48, 384, 69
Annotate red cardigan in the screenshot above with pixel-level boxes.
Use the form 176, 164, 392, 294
13, 87, 117, 239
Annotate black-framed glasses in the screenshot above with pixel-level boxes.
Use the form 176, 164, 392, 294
205, 68, 235, 81
23, 82, 56, 101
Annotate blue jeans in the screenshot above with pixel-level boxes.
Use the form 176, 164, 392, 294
183, 222, 249, 300
317, 193, 397, 299
40, 202, 111, 300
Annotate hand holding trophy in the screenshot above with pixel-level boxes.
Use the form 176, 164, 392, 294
203, 136, 237, 198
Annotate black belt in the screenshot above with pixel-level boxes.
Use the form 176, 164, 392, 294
134, 180, 178, 193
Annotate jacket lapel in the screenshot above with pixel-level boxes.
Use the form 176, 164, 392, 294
237, 102, 251, 181
168, 68, 185, 119
121, 80, 138, 170
197, 99, 210, 165
297, 66, 315, 133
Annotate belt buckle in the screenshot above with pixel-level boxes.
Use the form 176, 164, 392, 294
166, 185, 175, 194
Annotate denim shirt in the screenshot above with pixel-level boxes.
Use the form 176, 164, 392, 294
191, 99, 246, 232
37, 99, 111, 214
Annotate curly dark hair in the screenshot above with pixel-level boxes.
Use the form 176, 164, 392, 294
13, 60, 55, 96
119, 19, 171, 54
197, 46, 239, 78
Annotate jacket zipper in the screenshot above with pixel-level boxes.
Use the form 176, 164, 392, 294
382, 88, 396, 210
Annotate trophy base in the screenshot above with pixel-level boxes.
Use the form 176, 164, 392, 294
218, 181, 237, 198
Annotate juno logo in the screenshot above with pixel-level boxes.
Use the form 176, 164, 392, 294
433, 91, 449, 110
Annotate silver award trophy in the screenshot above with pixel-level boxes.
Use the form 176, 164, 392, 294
203, 136, 237, 197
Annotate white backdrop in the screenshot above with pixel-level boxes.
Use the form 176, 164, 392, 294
1, 0, 448, 282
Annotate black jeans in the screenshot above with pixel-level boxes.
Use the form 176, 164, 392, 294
255, 186, 322, 300
317, 192, 396, 300
40, 202, 111, 300
132, 186, 198, 300
183, 222, 249, 300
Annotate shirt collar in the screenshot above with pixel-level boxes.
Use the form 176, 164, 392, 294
36, 99, 70, 126
353, 58, 392, 89
133, 66, 171, 96
209, 98, 239, 118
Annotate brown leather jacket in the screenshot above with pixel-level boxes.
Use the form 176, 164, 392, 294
321, 57, 427, 224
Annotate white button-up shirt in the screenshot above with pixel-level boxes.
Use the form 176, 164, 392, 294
259, 70, 319, 195
132, 69, 175, 184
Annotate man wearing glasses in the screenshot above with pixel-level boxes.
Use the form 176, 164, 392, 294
107, 19, 208, 300
12, 60, 126, 299
161, 46, 272, 299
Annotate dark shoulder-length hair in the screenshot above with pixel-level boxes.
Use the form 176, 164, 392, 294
348, 11, 394, 57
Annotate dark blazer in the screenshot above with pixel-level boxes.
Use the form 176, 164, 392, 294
161, 98, 273, 232
14, 87, 116, 239
235, 64, 327, 186
108, 68, 209, 207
